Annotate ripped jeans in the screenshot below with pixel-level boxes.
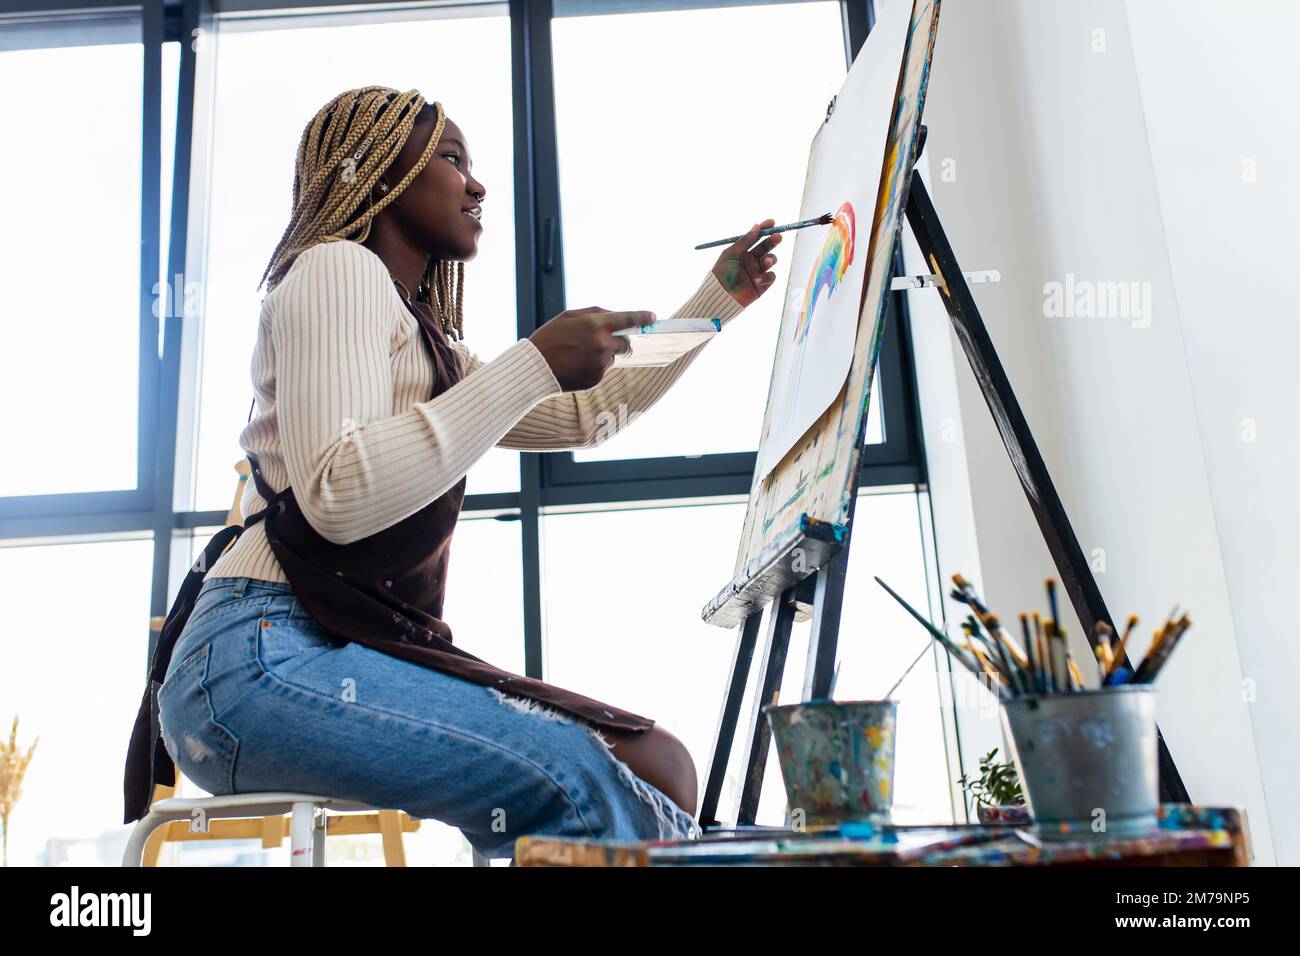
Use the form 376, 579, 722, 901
157, 576, 700, 860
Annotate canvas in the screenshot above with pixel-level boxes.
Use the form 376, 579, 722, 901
704, 0, 941, 627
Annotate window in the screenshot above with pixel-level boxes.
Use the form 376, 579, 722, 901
4, 1, 942, 864
0, 13, 145, 497
551, 0, 852, 462
735, 491, 951, 827
0, 538, 153, 866
541, 499, 747, 756
442, 514, 527, 673
804, 490, 952, 825
541, 489, 952, 825
190, 2, 520, 512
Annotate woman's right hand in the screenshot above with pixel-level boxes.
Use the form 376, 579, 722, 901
529, 307, 655, 391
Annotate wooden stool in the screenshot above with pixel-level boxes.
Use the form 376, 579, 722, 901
131, 460, 488, 867
122, 787, 431, 867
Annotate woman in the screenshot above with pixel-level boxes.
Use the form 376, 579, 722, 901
126, 87, 780, 859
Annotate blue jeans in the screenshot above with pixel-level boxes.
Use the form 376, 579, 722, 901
157, 576, 700, 859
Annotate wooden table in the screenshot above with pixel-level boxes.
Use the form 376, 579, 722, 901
514, 805, 1249, 867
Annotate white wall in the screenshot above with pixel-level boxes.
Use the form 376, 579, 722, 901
913, 0, 1298, 863
1123, 0, 1300, 870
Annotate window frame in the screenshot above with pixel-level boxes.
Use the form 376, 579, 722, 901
532, 0, 923, 496
0, 0, 164, 523
0, 0, 927, 703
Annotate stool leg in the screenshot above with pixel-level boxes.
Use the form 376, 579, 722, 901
377, 810, 407, 867
122, 813, 169, 867
141, 823, 169, 867
312, 810, 327, 867
290, 802, 318, 867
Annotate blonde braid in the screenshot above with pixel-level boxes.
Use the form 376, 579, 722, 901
259, 86, 467, 340
425, 258, 465, 342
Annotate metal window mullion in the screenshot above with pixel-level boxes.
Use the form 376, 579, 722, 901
140, 0, 175, 651
138, 2, 162, 514
148, 0, 216, 651
511, 0, 563, 680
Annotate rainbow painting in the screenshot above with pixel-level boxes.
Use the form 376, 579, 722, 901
792, 201, 856, 344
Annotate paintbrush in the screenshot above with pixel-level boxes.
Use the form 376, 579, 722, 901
950, 575, 1004, 634
1034, 613, 1056, 693
972, 615, 1030, 695
949, 585, 1002, 640
1020, 613, 1039, 695
951, 573, 991, 613
991, 624, 1032, 690
964, 641, 1013, 697
1033, 613, 1049, 693
693, 212, 834, 250
1093, 620, 1116, 674
1133, 613, 1191, 683
966, 643, 1003, 687
1047, 619, 1070, 692
1138, 617, 1191, 683
1091, 621, 1115, 687
883, 644, 931, 699
1103, 614, 1140, 685
1045, 578, 1061, 632
956, 600, 1013, 671
874, 577, 989, 687
1093, 639, 1108, 674
1067, 654, 1085, 691
962, 617, 1011, 684
949, 576, 1030, 673
1132, 617, 1174, 684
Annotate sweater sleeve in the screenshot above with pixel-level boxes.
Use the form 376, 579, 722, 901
270, 240, 561, 544
451, 270, 746, 451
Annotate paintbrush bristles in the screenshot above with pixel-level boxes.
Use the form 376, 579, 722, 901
1133, 612, 1191, 683
887, 572, 1193, 699
1093, 621, 1116, 674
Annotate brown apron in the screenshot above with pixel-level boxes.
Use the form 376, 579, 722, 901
124, 296, 654, 825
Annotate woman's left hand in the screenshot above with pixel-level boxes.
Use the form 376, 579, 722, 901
712, 218, 781, 308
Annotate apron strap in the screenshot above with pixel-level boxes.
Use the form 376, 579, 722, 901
123, 473, 275, 824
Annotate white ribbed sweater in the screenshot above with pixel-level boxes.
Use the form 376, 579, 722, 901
207, 239, 747, 582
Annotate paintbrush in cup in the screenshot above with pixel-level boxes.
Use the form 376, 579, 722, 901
875, 577, 991, 690
1103, 615, 1140, 685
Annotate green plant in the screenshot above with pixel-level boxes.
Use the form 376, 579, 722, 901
957, 748, 1023, 810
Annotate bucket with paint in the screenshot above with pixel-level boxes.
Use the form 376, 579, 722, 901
1000, 685, 1158, 840
765, 699, 897, 826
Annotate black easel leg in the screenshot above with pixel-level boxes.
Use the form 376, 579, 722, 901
904, 170, 1189, 803
699, 609, 763, 829
802, 491, 859, 701
735, 585, 801, 826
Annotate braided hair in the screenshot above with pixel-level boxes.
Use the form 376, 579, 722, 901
259, 86, 466, 341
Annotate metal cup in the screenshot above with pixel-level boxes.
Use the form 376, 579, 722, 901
1000, 686, 1159, 840
765, 699, 897, 827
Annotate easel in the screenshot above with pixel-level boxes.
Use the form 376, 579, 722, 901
699, 134, 1189, 830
